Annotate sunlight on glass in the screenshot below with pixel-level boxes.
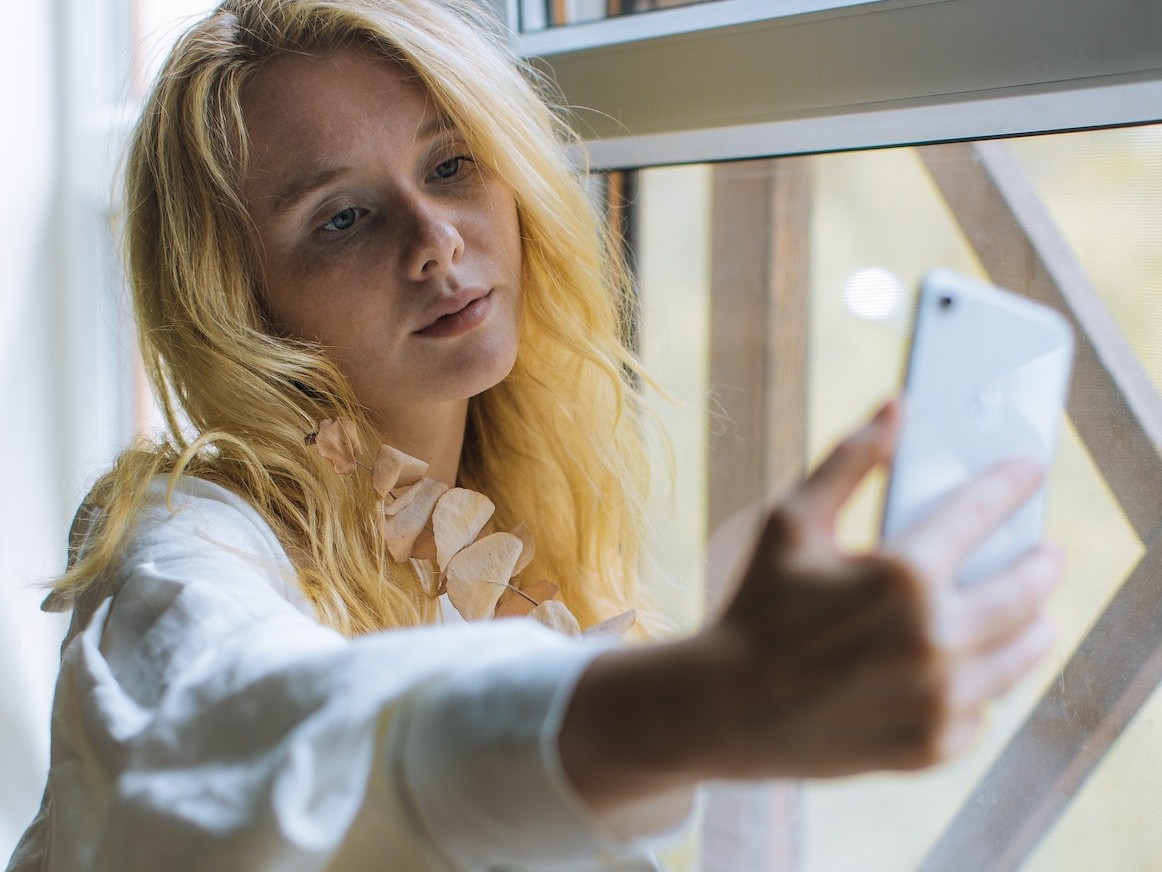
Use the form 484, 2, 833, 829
842, 266, 904, 321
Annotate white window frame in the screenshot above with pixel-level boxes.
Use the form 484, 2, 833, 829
512, 0, 1162, 168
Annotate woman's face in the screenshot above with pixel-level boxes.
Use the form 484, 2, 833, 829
240, 47, 523, 428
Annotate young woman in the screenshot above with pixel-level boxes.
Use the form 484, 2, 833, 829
8, 0, 1062, 869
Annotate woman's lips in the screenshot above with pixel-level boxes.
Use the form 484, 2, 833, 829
415, 291, 493, 338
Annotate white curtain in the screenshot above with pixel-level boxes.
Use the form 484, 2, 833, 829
0, 0, 74, 858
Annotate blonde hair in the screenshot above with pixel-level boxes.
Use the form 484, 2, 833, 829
56, 0, 654, 636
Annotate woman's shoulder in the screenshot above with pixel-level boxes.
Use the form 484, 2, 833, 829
141, 475, 285, 548
83, 475, 285, 564
50, 474, 312, 619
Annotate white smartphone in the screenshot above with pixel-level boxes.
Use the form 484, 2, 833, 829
881, 269, 1074, 584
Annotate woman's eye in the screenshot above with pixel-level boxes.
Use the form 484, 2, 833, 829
320, 207, 365, 233
432, 155, 471, 180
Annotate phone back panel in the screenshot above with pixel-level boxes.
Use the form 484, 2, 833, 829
882, 269, 1074, 583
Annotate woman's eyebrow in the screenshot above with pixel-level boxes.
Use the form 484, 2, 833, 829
416, 113, 451, 143
268, 165, 351, 215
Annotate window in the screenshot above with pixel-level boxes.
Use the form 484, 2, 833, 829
621, 129, 1162, 871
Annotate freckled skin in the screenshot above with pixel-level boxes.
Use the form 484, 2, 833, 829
240, 47, 523, 432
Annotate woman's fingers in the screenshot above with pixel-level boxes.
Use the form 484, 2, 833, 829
945, 614, 1056, 713
940, 544, 1064, 653
920, 546, 1063, 735
751, 401, 900, 565
787, 399, 901, 531
932, 711, 986, 765
892, 457, 1045, 580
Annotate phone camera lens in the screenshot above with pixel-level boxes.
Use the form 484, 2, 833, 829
938, 294, 955, 311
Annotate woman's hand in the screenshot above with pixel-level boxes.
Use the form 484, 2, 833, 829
559, 400, 1062, 821
701, 399, 1061, 778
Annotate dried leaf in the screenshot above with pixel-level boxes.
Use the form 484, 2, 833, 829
381, 479, 449, 562
314, 418, 359, 475
411, 527, 438, 561
385, 481, 422, 517
433, 488, 495, 573
510, 522, 535, 576
583, 609, 636, 640
494, 579, 559, 619
445, 532, 523, 621
410, 558, 442, 597
528, 599, 581, 636
372, 444, 429, 497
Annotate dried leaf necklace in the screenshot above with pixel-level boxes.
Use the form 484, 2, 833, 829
307, 418, 635, 639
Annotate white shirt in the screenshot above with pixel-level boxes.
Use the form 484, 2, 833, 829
7, 478, 684, 871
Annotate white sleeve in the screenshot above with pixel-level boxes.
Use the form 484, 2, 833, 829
33, 478, 675, 872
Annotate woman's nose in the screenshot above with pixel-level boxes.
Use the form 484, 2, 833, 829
402, 199, 464, 282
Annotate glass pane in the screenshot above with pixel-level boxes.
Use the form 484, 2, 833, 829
635, 165, 712, 635
1028, 677, 1162, 868
627, 122, 1162, 869
1006, 127, 1162, 397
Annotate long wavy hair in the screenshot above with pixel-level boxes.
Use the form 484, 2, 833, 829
54, 0, 654, 636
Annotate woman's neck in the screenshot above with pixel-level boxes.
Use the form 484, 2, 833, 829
374, 399, 468, 486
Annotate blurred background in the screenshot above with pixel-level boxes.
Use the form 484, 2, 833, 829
3, 1, 1161, 869
630, 131, 1162, 871
0, 0, 213, 859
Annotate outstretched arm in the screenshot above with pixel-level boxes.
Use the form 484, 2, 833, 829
558, 399, 1062, 822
